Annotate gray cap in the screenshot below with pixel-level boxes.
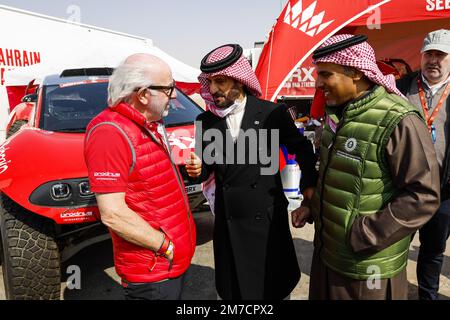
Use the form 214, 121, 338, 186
421, 29, 450, 54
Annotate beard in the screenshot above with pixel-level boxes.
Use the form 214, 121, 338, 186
212, 84, 242, 108
212, 93, 234, 108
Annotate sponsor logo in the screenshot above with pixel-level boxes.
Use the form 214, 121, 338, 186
0, 48, 41, 67
59, 78, 108, 88
168, 130, 196, 164
0, 48, 41, 86
344, 138, 357, 152
169, 136, 195, 150
284, 66, 316, 89
283, 0, 334, 37
185, 184, 201, 194
168, 130, 195, 151
60, 211, 94, 219
94, 172, 120, 178
0, 140, 11, 174
426, 0, 450, 11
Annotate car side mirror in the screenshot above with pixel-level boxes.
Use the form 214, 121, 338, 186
22, 93, 38, 103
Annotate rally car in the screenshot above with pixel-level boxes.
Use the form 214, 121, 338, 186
0, 68, 206, 300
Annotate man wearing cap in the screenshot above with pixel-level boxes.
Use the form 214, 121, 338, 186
299, 34, 440, 299
185, 44, 318, 300
396, 29, 450, 300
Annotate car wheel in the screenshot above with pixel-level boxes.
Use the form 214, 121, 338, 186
0, 195, 61, 300
0, 228, 3, 266
6, 120, 28, 139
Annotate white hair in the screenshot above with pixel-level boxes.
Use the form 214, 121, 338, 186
108, 60, 154, 106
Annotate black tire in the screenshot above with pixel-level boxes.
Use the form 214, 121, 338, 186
0, 227, 3, 266
0, 195, 61, 300
6, 120, 28, 139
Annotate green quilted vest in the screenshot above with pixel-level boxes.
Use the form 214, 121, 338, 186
310, 86, 423, 280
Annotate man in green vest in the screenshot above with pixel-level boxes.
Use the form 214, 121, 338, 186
293, 34, 441, 299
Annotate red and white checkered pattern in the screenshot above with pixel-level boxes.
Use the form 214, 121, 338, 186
198, 45, 262, 109
314, 34, 404, 97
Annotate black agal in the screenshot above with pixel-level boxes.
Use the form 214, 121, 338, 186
312, 35, 368, 60
200, 44, 243, 73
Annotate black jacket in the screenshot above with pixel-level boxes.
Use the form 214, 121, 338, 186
193, 95, 318, 299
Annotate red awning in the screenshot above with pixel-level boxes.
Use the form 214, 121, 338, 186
256, 0, 450, 103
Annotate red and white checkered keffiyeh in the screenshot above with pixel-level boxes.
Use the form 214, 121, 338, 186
198, 45, 262, 111
313, 34, 405, 97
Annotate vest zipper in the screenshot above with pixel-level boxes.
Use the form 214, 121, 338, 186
161, 126, 192, 219
318, 116, 346, 259
145, 126, 194, 256
144, 126, 191, 217
169, 159, 194, 257
169, 160, 192, 217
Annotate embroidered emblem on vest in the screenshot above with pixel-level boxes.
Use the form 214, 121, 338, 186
344, 138, 357, 152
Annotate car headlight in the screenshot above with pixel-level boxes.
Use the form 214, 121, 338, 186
30, 178, 96, 207
51, 183, 72, 200
78, 181, 93, 197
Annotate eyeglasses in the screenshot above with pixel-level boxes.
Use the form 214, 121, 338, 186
136, 80, 176, 98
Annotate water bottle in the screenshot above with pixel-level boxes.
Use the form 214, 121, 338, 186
281, 156, 301, 199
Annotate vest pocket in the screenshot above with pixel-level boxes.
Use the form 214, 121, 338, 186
162, 256, 174, 271
336, 150, 362, 162
159, 226, 174, 272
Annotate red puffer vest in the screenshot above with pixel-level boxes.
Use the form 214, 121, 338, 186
86, 102, 196, 283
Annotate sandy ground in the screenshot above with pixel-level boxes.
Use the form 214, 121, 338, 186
1, 207, 449, 300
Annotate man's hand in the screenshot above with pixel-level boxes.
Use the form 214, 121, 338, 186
96, 193, 170, 251
291, 205, 311, 228
185, 152, 202, 178
291, 187, 315, 228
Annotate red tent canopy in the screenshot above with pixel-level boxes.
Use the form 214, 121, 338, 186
350, 0, 450, 25
256, 0, 450, 102
342, 0, 450, 71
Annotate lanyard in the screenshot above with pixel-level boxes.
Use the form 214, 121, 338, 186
417, 78, 450, 132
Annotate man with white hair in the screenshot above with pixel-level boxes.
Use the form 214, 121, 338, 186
84, 53, 196, 300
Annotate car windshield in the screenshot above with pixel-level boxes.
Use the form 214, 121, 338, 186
40, 82, 203, 132
40, 82, 109, 132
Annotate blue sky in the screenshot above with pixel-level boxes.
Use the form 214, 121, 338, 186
0, 0, 287, 67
